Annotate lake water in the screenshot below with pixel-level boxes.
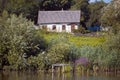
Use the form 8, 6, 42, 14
0, 71, 120, 80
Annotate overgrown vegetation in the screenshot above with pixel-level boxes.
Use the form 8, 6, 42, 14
37, 31, 105, 46
0, 0, 120, 74
0, 12, 47, 70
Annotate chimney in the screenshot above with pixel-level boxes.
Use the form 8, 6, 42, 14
61, 8, 63, 11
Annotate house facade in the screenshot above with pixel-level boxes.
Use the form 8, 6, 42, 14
37, 10, 81, 33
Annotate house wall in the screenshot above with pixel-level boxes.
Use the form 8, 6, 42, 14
40, 24, 78, 33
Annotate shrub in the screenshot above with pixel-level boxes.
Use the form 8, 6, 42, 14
0, 14, 47, 70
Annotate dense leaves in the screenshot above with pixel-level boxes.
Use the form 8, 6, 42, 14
0, 0, 119, 72
101, 0, 120, 33
40, 0, 73, 10
101, 0, 120, 69
0, 13, 47, 69
71, 0, 90, 28
87, 1, 106, 27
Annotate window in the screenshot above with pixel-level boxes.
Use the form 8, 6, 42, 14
71, 24, 75, 31
62, 25, 66, 30
52, 25, 56, 30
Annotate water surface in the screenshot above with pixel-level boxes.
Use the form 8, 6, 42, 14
0, 71, 120, 80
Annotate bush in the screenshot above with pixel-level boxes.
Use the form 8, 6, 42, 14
0, 14, 47, 70
73, 26, 86, 34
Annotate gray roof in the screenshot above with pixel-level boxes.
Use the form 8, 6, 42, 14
38, 11, 81, 24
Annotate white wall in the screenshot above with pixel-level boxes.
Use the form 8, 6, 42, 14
40, 24, 78, 33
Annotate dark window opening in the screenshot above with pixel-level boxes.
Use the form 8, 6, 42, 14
52, 25, 56, 30
71, 24, 75, 30
62, 25, 66, 30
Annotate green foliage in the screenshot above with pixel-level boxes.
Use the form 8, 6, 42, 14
0, 0, 119, 71
40, 0, 73, 10
101, 0, 120, 68
68, 44, 81, 62
47, 43, 70, 63
27, 34, 82, 70
27, 53, 47, 70
87, 1, 106, 27
104, 31, 120, 67
79, 45, 104, 63
0, 13, 47, 70
45, 34, 73, 63
78, 44, 120, 69
0, 0, 40, 23
64, 65, 72, 72
30, 32, 106, 70
40, 32, 105, 46
101, 0, 120, 33
71, 0, 90, 28
73, 26, 86, 33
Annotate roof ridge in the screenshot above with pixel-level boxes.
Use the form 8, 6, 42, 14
39, 10, 80, 12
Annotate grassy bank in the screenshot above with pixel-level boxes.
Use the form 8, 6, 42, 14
39, 32, 106, 46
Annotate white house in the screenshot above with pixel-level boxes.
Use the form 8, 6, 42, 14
37, 10, 81, 33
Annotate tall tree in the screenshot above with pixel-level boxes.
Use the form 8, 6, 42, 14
40, 0, 73, 10
0, 0, 40, 23
101, 0, 120, 33
0, 0, 73, 24
71, 0, 90, 28
101, 0, 120, 67
87, 1, 106, 27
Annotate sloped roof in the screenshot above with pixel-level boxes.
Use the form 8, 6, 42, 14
38, 11, 80, 24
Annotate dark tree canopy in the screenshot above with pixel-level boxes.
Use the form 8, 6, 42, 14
87, 1, 106, 27
71, 0, 90, 28
40, 0, 73, 10
0, 0, 109, 26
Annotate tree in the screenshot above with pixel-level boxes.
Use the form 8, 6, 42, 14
101, 0, 120, 69
40, 0, 73, 10
0, 0, 73, 24
87, 1, 106, 27
71, 0, 90, 28
0, 0, 40, 23
0, 12, 47, 69
101, 0, 120, 33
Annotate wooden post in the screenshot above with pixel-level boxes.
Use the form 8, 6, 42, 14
62, 65, 64, 73
52, 65, 54, 72
52, 72, 54, 80
52, 64, 71, 73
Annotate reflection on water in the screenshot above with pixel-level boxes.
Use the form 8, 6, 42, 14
0, 71, 120, 80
